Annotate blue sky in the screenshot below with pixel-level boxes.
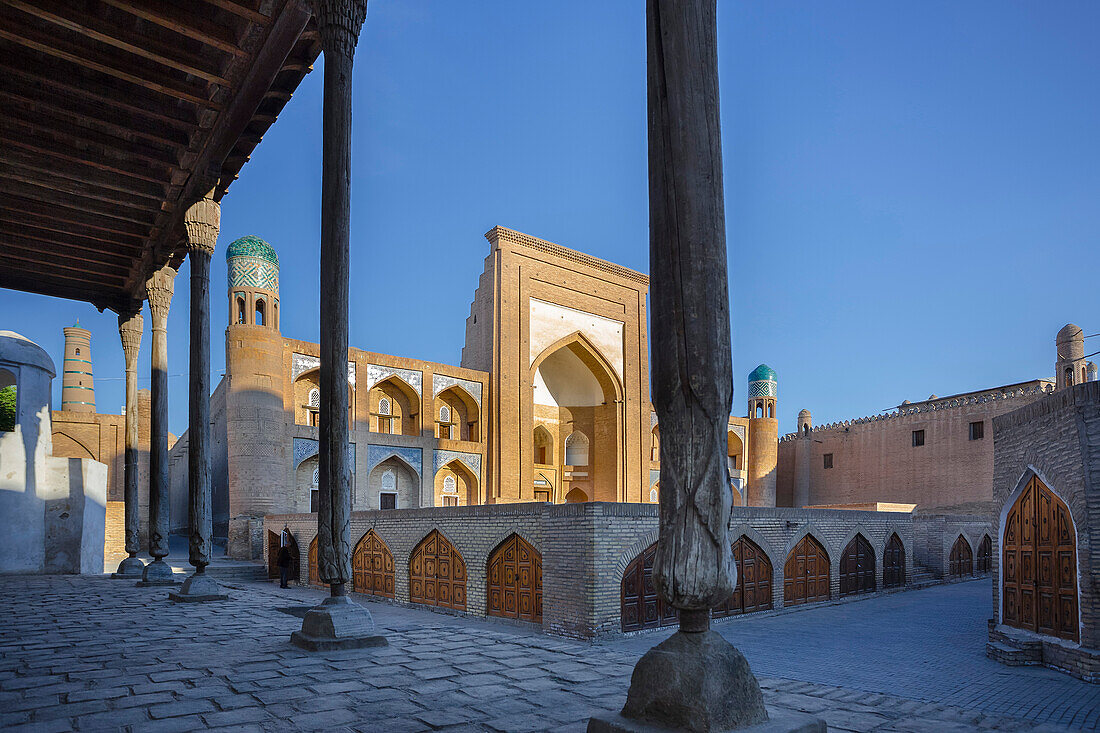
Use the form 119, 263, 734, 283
3, 1, 1097, 437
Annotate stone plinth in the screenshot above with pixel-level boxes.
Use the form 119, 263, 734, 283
588, 710, 825, 733
290, 595, 387, 651
136, 558, 179, 586
168, 571, 227, 602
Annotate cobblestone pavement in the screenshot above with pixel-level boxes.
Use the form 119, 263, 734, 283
0, 575, 1092, 732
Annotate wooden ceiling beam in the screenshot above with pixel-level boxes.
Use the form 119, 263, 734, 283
0, 7, 220, 110
201, 0, 270, 26
2, 236, 134, 273
0, 56, 197, 130
0, 179, 159, 227
0, 136, 173, 189
0, 208, 145, 251
98, 0, 247, 58
0, 195, 152, 240
0, 148, 168, 202
0, 271, 127, 312
0, 244, 130, 283
2, 0, 233, 86
0, 159, 166, 212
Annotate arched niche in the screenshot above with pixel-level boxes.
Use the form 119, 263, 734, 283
369, 375, 419, 436
533, 425, 554, 466
366, 455, 417, 510
435, 459, 478, 507
434, 385, 480, 441
293, 368, 353, 428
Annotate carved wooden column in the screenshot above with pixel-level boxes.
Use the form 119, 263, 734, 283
592, 2, 819, 730
171, 190, 227, 602
291, 0, 385, 650
112, 305, 145, 578
139, 264, 178, 586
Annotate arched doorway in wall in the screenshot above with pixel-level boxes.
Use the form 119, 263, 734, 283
1003, 475, 1078, 641
565, 487, 588, 503
840, 534, 876, 596
367, 457, 417, 510
368, 376, 419, 436
409, 529, 467, 610
883, 533, 905, 588
784, 534, 830, 607
308, 536, 321, 586
487, 534, 542, 623
713, 535, 773, 618
621, 542, 678, 632
434, 385, 480, 441
435, 460, 478, 507
977, 534, 992, 573
352, 530, 395, 598
949, 536, 972, 578
531, 334, 623, 503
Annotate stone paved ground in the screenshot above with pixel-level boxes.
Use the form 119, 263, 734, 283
0, 575, 1093, 732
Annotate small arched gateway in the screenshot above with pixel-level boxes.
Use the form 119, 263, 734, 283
409, 530, 467, 610
783, 534, 830, 607
1002, 475, 1078, 642
949, 536, 973, 579
839, 534, 876, 596
487, 534, 542, 623
267, 529, 300, 582
352, 530, 395, 598
883, 533, 905, 588
977, 534, 992, 574
713, 535, 773, 618
621, 542, 678, 632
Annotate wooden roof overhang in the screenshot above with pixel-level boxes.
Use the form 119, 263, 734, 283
0, 0, 321, 313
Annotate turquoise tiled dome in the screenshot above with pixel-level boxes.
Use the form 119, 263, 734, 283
225, 235, 279, 267
748, 364, 777, 383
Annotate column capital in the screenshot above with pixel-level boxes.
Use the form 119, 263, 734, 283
309, 0, 368, 58
183, 190, 220, 257
145, 265, 177, 328
117, 309, 144, 365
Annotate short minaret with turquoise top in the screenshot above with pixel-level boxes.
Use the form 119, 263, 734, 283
746, 363, 778, 507
226, 235, 280, 331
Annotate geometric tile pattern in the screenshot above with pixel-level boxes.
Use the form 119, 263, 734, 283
227, 256, 279, 292
366, 444, 422, 478
748, 379, 777, 398
432, 374, 482, 409
433, 449, 481, 478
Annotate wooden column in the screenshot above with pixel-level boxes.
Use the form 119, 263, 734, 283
114, 306, 144, 577
140, 264, 177, 585
314, 0, 368, 597
291, 0, 385, 650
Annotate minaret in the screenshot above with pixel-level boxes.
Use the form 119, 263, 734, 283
746, 364, 778, 507
223, 235, 288, 559
1055, 324, 1086, 391
61, 323, 95, 413
793, 409, 812, 508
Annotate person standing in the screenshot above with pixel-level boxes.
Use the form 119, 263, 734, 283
277, 544, 292, 588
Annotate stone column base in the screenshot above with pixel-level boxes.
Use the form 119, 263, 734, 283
111, 555, 146, 578
290, 595, 388, 651
136, 558, 179, 586
588, 710, 826, 733
168, 571, 228, 602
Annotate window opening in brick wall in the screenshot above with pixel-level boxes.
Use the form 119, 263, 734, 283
823, 453, 833, 469
912, 429, 925, 447
969, 421, 984, 440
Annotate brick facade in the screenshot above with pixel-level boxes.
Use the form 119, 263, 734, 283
988, 381, 1100, 680
264, 502, 944, 639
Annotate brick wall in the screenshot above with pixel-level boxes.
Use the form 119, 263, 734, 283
103, 500, 126, 573
266, 502, 937, 639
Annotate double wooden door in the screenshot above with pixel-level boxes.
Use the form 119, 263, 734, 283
621, 543, 678, 632
487, 534, 542, 622
713, 536, 773, 617
883, 533, 905, 588
352, 530, 395, 598
977, 535, 992, 573
784, 535, 830, 607
949, 536, 972, 578
840, 534, 876, 596
409, 530, 467, 610
1003, 476, 1078, 641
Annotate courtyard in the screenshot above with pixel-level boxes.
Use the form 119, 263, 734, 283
0, 575, 1096, 732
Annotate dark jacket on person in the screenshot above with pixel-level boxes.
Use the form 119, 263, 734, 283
277, 546, 291, 568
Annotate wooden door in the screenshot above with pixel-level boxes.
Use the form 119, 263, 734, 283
949, 536, 972, 578
840, 534, 876, 596
308, 536, 321, 586
977, 535, 992, 573
783, 535, 830, 607
713, 536, 773, 618
621, 543, 677, 632
267, 531, 280, 579
1005, 476, 1078, 641
409, 530, 467, 610
352, 530, 395, 598
883, 533, 905, 588
487, 534, 543, 623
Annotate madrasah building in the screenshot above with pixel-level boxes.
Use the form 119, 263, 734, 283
157, 226, 779, 559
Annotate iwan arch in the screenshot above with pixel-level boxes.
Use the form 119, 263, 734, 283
166, 226, 781, 559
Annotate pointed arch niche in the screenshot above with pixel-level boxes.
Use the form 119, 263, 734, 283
369, 375, 419, 436
530, 333, 623, 503
434, 385, 480, 441
435, 460, 478, 507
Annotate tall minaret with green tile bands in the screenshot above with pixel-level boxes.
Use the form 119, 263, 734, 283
61, 323, 95, 413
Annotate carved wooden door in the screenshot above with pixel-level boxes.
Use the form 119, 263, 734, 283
267, 531, 280, 579
621, 543, 677, 631
1004, 476, 1078, 641
784, 535, 830, 607
883, 533, 905, 588
352, 530, 395, 598
977, 535, 992, 573
308, 536, 321, 586
840, 534, 876, 596
949, 536, 972, 578
487, 534, 543, 622
713, 536, 773, 618
409, 530, 467, 610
